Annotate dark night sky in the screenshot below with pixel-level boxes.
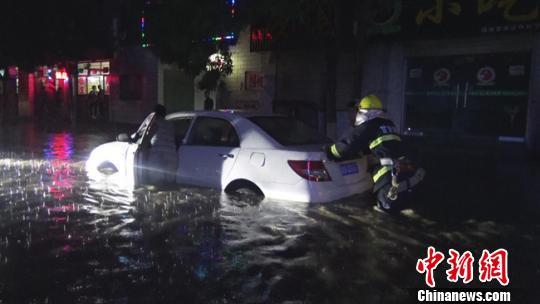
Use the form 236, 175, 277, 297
0, 0, 144, 67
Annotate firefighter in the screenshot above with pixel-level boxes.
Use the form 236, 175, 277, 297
325, 94, 425, 214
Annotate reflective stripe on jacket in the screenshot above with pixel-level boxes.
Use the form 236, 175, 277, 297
327, 117, 402, 161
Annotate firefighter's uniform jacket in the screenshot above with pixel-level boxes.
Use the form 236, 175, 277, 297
327, 117, 403, 193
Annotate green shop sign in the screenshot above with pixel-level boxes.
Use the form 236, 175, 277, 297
369, 0, 540, 37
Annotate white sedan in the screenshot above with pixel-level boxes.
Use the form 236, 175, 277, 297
86, 111, 372, 203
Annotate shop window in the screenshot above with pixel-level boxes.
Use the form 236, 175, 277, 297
77, 60, 111, 95
77, 76, 111, 95
119, 75, 143, 100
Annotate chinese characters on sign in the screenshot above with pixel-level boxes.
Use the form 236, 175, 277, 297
245, 71, 264, 91
416, 247, 509, 287
478, 0, 539, 22
417, 0, 538, 25
416, 0, 462, 25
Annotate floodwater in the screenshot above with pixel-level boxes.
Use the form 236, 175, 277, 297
0, 122, 539, 303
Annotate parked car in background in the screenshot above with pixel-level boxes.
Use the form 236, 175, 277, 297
86, 110, 372, 203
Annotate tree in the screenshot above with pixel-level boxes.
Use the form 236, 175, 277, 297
146, 0, 245, 76
138, 0, 373, 131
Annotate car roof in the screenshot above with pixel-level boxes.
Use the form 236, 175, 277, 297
166, 110, 284, 120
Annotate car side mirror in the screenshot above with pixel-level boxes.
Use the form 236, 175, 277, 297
117, 133, 131, 142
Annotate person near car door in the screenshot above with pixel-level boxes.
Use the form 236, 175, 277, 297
146, 104, 177, 185
325, 94, 425, 214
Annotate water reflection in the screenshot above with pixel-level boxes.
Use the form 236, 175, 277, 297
0, 127, 539, 303
44, 133, 74, 161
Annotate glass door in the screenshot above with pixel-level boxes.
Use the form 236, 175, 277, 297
405, 52, 530, 138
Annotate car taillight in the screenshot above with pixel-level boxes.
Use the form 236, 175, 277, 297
288, 160, 332, 182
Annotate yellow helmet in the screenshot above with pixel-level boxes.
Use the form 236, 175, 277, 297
357, 94, 383, 110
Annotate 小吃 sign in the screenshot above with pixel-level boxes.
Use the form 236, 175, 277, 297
374, 0, 540, 38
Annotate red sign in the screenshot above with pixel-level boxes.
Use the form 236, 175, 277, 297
245, 71, 264, 90
8, 66, 18, 78
78, 77, 87, 95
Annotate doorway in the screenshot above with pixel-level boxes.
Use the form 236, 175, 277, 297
405, 52, 530, 138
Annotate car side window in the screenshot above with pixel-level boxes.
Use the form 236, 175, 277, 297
169, 118, 193, 149
188, 117, 240, 147
133, 112, 156, 146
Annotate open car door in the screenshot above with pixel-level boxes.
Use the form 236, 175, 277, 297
129, 112, 157, 186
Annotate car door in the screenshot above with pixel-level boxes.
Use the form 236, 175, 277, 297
131, 112, 157, 185
177, 116, 240, 188
166, 115, 194, 183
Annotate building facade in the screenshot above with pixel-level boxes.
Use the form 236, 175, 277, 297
113, 48, 194, 124
198, 27, 358, 138
362, 0, 540, 154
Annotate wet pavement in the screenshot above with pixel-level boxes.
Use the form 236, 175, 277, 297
0, 121, 539, 303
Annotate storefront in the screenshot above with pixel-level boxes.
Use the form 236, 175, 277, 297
0, 67, 20, 122
405, 52, 530, 138
363, 0, 540, 150
77, 60, 111, 95
76, 60, 111, 120
20, 65, 72, 120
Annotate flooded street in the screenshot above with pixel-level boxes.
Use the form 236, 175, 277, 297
1, 122, 539, 303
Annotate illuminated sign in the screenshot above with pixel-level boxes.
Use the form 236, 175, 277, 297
8, 66, 18, 78
250, 28, 273, 52
77, 61, 110, 76
55, 71, 69, 80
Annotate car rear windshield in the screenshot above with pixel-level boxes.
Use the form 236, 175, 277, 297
248, 116, 332, 146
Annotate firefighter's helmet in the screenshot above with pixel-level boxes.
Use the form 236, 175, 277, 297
356, 94, 383, 110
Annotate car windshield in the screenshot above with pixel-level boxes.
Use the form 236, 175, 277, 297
248, 116, 332, 146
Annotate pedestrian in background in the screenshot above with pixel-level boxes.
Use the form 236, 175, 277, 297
204, 91, 214, 110
88, 86, 98, 119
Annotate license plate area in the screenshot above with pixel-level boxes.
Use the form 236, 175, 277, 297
340, 162, 359, 176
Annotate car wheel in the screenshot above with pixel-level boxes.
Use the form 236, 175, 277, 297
235, 187, 260, 196
226, 180, 264, 202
